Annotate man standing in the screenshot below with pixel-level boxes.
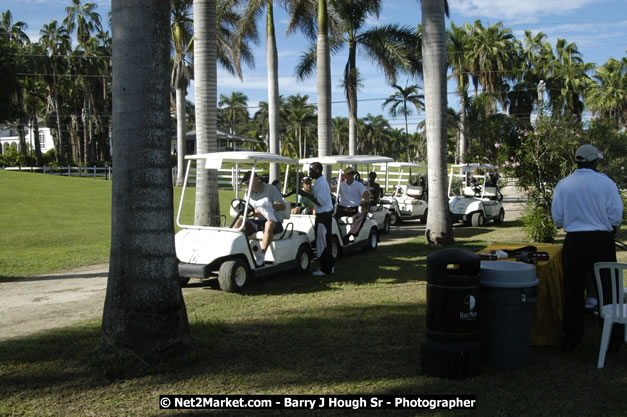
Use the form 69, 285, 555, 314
235, 171, 286, 266
551, 144, 624, 352
336, 166, 371, 243
301, 162, 335, 276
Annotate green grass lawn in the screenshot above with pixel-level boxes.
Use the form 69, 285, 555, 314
1, 170, 627, 416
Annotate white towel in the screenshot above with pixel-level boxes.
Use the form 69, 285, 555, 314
253, 197, 277, 222
316, 223, 327, 255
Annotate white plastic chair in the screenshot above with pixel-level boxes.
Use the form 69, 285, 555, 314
593, 262, 627, 368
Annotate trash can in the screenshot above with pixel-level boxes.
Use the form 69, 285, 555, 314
479, 261, 539, 368
421, 248, 481, 378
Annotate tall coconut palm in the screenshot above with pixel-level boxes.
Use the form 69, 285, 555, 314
171, 0, 194, 186
218, 91, 249, 135
547, 38, 594, 117
285, 94, 316, 158
103, 0, 190, 360
64, 0, 103, 164
317, 0, 332, 177
361, 113, 391, 155
382, 82, 424, 161
585, 58, 627, 128
465, 20, 517, 113
1, 10, 30, 159
295, 0, 418, 156
332, 116, 348, 154
421, 0, 453, 245
447, 22, 472, 161
193, 0, 221, 226
39, 20, 71, 164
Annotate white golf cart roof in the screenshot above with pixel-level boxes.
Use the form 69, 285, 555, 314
187, 151, 296, 168
451, 163, 496, 170
376, 161, 425, 169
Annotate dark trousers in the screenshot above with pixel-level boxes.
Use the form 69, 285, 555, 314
335, 205, 365, 236
562, 231, 620, 348
315, 211, 334, 274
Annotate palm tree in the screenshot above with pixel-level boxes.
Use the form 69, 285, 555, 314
332, 116, 348, 154
64, 0, 103, 164
447, 22, 472, 161
295, 0, 418, 156
39, 20, 71, 164
285, 94, 316, 158
218, 91, 249, 135
586, 58, 627, 128
238, 0, 283, 182
465, 20, 517, 113
103, 0, 190, 360
1, 10, 30, 159
421, 0, 453, 245
361, 113, 391, 155
382, 82, 424, 161
171, 0, 194, 186
547, 38, 594, 117
193, 0, 221, 226
317, 0, 332, 177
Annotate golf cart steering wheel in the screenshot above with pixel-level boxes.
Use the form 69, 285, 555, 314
231, 198, 255, 216
229, 198, 255, 228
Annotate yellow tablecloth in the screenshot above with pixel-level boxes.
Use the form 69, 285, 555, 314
479, 243, 564, 346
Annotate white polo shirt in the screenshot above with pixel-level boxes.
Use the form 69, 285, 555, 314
338, 180, 368, 208
313, 175, 334, 213
551, 168, 623, 232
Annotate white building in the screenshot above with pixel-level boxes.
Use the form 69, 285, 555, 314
0, 120, 55, 155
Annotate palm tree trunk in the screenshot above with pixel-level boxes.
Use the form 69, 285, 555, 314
52, 72, 65, 164
404, 105, 410, 161
267, 1, 281, 183
175, 86, 186, 186
347, 41, 358, 156
421, 0, 453, 245
459, 94, 467, 162
103, 0, 190, 360
193, 0, 221, 226
317, 0, 332, 177
16, 86, 28, 160
32, 113, 43, 166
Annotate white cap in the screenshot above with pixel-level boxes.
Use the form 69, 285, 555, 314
575, 144, 603, 162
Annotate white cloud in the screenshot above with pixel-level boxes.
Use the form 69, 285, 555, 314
449, 0, 601, 22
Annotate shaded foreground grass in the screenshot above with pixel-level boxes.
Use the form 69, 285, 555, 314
2, 238, 627, 416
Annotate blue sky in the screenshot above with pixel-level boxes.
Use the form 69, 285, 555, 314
6, 0, 627, 130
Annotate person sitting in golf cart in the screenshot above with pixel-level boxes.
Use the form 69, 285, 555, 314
336, 167, 371, 243
234, 171, 286, 266
367, 171, 382, 205
291, 176, 316, 215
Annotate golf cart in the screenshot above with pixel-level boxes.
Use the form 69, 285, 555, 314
447, 163, 505, 226
175, 151, 313, 292
376, 161, 428, 225
288, 155, 381, 260
331, 155, 394, 234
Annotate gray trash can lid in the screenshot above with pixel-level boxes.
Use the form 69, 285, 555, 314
480, 261, 539, 288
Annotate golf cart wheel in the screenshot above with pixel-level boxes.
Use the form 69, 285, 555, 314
218, 258, 250, 293
331, 236, 341, 261
295, 243, 312, 273
471, 212, 485, 227
363, 228, 379, 251
494, 209, 505, 224
382, 215, 391, 234
421, 208, 428, 224
178, 277, 191, 287
390, 211, 401, 225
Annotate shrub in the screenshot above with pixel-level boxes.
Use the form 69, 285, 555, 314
521, 200, 557, 243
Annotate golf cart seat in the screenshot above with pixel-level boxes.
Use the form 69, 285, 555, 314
337, 215, 356, 225
405, 185, 424, 198
463, 186, 479, 197
251, 202, 293, 241
483, 186, 498, 198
